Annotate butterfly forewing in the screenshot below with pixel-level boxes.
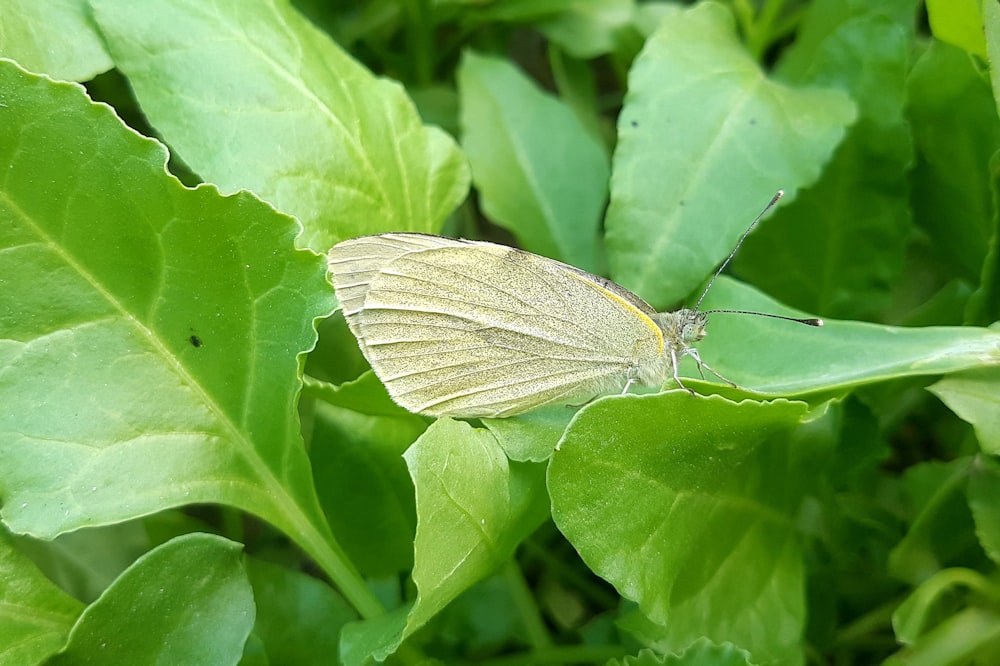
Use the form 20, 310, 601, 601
329, 234, 667, 417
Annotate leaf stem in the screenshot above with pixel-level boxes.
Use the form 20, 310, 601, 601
287, 504, 386, 620
404, 0, 434, 86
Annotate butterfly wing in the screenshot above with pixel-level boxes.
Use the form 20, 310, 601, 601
329, 234, 666, 417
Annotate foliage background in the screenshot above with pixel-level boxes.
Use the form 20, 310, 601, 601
1, 0, 1000, 664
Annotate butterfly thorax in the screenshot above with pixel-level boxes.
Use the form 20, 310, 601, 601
652, 307, 708, 347
640, 308, 708, 384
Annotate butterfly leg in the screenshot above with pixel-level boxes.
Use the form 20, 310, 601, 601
685, 348, 739, 389
670, 348, 696, 396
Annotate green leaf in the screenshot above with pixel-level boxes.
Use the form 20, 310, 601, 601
549, 393, 817, 664
11, 520, 168, 604
309, 402, 421, 577
0, 529, 83, 664
927, 0, 987, 59
906, 40, 1000, 287
458, 51, 609, 272
0, 61, 381, 617
534, 0, 636, 59
695, 278, 1000, 396
928, 368, 1000, 454
892, 567, 1000, 648
483, 403, 576, 463
604, 1, 855, 308
968, 455, 1000, 565
610, 641, 755, 666
888, 459, 976, 584
888, 604, 1000, 665
0, 0, 112, 81
246, 557, 357, 665
340, 419, 549, 664
48, 534, 253, 664
987, 0, 1000, 111
734, 1, 915, 320
90, 0, 470, 252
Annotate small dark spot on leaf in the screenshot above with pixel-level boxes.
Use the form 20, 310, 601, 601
189, 335, 202, 348
749, 118, 757, 125
630, 120, 638, 128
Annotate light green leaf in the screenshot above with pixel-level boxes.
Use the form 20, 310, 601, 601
887, 604, 1000, 666
48, 534, 253, 664
90, 0, 470, 252
694, 278, 1000, 396
604, 1, 855, 308
246, 557, 356, 665
0, 529, 83, 664
892, 567, 1000, 646
549, 393, 816, 664
928, 368, 1000, 454
0, 61, 381, 617
534, 0, 635, 59
340, 419, 549, 664
987, 0, 1000, 112
458, 51, 609, 272
927, 0, 987, 59
0, 0, 111, 81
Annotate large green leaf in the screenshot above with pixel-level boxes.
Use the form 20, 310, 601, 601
604, 1, 855, 308
693, 277, 1000, 396
458, 51, 609, 273
0, 61, 381, 617
90, 0, 470, 252
48, 534, 253, 664
0, 0, 111, 81
549, 393, 818, 665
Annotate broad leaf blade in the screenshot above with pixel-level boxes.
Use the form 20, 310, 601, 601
458, 51, 609, 272
695, 278, 1000, 396
48, 534, 253, 664
604, 2, 855, 308
0, 0, 111, 81
340, 419, 548, 664
549, 393, 816, 664
90, 0, 470, 251
0, 60, 377, 614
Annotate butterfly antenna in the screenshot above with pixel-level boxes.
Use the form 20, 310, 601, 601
693, 190, 784, 313
692, 190, 824, 328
